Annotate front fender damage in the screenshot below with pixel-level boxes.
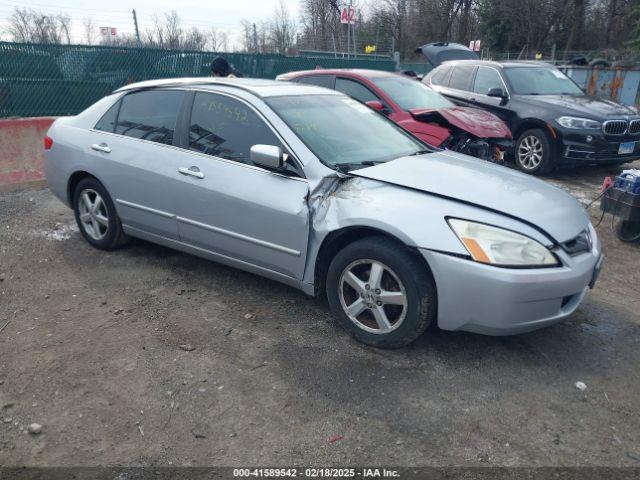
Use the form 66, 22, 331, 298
302, 173, 421, 294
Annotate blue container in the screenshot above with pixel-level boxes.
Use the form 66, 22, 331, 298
614, 171, 640, 195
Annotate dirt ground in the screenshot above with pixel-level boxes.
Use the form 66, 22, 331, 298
1, 161, 639, 468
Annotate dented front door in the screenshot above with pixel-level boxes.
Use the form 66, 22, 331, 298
172, 154, 310, 280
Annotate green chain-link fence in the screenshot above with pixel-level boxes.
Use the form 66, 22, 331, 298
0, 42, 396, 118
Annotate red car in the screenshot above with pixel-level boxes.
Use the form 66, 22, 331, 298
277, 69, 513, 162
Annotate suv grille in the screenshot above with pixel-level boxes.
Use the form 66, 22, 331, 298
603, 120, 628, 135
629, 119, 640, 134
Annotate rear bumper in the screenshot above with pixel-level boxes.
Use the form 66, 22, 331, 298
420, 231, 602, 335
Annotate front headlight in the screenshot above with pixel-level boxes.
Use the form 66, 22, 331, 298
448, 219, 559, 267
556, 116, 601, 130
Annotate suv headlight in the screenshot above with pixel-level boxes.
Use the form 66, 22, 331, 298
556, 116, 601, 130
448, 219, 559, 267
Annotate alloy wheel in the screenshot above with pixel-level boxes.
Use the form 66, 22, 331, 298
338, 259, 408, 334
517, 135, 544, 170
78, 189, 109, 241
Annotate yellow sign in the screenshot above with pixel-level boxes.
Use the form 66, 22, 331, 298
535, 52, 542, 60
365, 45, 377, 54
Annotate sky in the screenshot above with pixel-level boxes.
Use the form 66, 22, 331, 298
0, 0, 302, 48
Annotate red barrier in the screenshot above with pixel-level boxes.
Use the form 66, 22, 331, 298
0, 117, 56, 192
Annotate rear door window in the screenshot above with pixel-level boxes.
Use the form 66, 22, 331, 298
448, 65, 476, 91
429, 65, 452, 86
335, 78, 380, 104
296, 75, 334, 88
115, 90, 183, 146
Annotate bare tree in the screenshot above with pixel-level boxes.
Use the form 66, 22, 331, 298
208, 27, 229, 51
239, 19, 255, 52
270, 0, 297, 54
8, 7, 72, 44
164, 11, 183, 49
183, 26, 207, 51
57, 13, 72, 44
83, 17, 98, 45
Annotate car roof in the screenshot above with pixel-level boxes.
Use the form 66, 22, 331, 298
278, 68, 398, 80
438, 59, 555, 69
114, 77, 341, 98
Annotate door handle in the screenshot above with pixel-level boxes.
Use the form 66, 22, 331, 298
178, 166, 205, 179
90, 143, 111, 153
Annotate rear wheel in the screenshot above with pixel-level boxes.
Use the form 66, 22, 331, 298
73, 177, 128, 250
515, 128, 555, 175
326, 236, 437, 348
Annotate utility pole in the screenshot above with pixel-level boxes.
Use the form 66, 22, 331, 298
132, 9, 141, 47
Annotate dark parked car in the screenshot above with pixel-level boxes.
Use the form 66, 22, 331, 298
277, 69, 512, 162
424, 60, 640, 174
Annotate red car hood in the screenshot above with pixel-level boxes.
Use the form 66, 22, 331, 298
409, 106, 512, 139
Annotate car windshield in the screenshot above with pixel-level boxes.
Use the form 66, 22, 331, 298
370, 75, 453, 110
504, 67, 583, 95
266, 95, 428, 168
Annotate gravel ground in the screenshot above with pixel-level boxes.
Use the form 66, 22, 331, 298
0, 162, 639, 468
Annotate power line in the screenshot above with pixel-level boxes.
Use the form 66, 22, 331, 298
0, 1, 248, 28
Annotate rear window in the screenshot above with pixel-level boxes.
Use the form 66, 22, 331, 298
370, 76, 452, 110
335, 78, 379, 104
448, 65, 476, 91
115, 90, 184, 146
95, 102, 120, 133
296, 75, 334, 88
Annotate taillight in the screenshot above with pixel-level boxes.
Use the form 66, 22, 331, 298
44, 135, 53, 150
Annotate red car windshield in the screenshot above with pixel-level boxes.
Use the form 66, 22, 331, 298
371, 76, 454, 110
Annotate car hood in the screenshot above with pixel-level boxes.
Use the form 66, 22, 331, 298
518, 94, 639, 118
351, 152, 588, 243
409, 106, 512, 139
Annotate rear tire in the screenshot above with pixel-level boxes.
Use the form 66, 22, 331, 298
326, 236, 437, 348
73, 177, 128, 250
515, 128, 555, 175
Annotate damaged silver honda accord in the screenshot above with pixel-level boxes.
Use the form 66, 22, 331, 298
44, 78, 603, 348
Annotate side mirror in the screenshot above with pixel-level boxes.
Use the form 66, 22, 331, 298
365, 100, 388, 114
250, 144, 284, 170
487, 87, 507, 99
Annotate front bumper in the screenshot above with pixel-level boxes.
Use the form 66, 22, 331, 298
558, 130, 640, 164
420, 234, 602, 335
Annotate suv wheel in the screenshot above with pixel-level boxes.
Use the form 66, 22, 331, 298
73, 177, 128, 250
515, 128, 555, 175
326, 236, 437, 348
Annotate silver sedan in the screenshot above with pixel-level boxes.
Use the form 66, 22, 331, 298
44, 78, 603, 348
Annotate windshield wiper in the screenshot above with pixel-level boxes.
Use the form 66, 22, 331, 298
408, 149, 431, 156
333, 160, 385, 173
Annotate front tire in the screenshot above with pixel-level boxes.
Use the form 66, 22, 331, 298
73, 177, 128, 250
326, 236, 437, 348
515, 128, 555, 175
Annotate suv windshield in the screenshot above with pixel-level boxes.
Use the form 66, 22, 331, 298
504, 67, 583, 95
267, 95, 428, 168
370, 75, 453, 110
